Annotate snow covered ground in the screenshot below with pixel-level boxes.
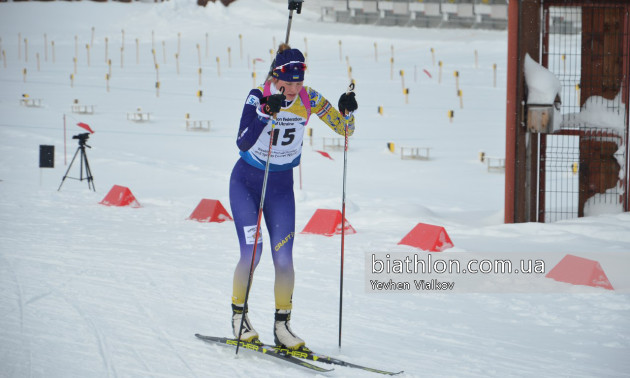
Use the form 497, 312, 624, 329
1, 1, 629, 377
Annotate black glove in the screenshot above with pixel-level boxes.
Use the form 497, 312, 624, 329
261, 93, 286, 116
338, 92, 358, 116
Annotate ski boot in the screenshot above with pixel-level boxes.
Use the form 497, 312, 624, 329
273, 309, 305, 350
232, 304, 259, 342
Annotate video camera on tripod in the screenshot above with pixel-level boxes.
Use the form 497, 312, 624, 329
72, 132, 91, 147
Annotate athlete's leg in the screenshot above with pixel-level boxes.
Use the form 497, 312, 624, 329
230, 159, 265, 306
263, 169, 296, 311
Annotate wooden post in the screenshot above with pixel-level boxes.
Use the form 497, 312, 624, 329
338, 40, 342, 62
239, 34, 243, 60
374, 42, 378, 62
454, 70, 459, 92
390, 57, 394, 80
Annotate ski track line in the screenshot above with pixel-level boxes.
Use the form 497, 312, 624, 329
0, 253, 33, 377
132, 295, 197, 377
0, 254, 25, 333
58, 291, 119, 378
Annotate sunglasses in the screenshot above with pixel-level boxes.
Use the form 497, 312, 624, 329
274, 61, 307, 73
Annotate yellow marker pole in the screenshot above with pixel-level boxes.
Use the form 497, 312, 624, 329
239, 34, 243, 60
216, 56, 221, 77
197, 90, 203, 103
454, 70, 460, 92
197, 43, 201, 66
458, 89, 463, 109
24, 38, 28, 63
338, 40, 342, 62
387, 142, 395, 153
374, 42, 378, 62
390, 57, 394, 80
108, 59, 112, 77
22, 67, 27, 82
156, 81, 160, 98
438, 61, 443, 83
105, 73, 109, 92
576, 83, 581, 106
448, 110, 454, 123
175, 53, 180, 75
404, 88, 409, 104
493, 63, 497, 88
400, 69, 405, 91
73, 57, 77, 75
51, 40, 55, 63
474, 49, 478, 69
104, 37, 108, 63
431, 47, 435, 66
198, 67, 202, 85
378, 106, 383, 115
86, 44, 91, 67
252, 71, 256, 88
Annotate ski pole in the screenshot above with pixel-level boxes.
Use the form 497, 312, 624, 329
339, 82, 355, 348
285, 0, 303, 44
235, 89, 284, 355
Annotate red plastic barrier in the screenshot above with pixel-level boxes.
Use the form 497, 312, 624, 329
546, 254, 614, 290
188, 199, 233, 223
99, 185, 141, 208
301, 209, 356, 237
398, 222, 453, 252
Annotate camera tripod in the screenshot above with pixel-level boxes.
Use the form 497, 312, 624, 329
58, 136, 95, 192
